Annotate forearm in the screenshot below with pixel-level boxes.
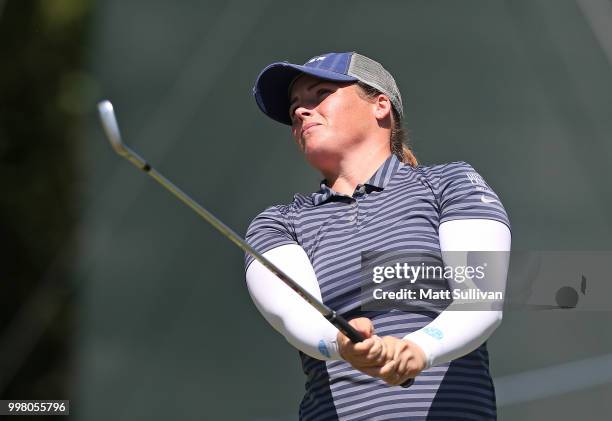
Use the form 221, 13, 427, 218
404, 309, 502, 368
403, 219, 511, 368
245, 244, 341, 360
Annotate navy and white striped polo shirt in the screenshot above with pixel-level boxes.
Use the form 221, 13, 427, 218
245, 155, 510, 421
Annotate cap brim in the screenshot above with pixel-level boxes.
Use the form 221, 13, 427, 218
253, 62, 358, 125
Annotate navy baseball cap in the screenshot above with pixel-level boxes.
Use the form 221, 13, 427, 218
253, 52, 403, 125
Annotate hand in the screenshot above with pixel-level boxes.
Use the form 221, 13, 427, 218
336, 318, 391, 369
337, 318, 427, 386
359, 336, 427, 386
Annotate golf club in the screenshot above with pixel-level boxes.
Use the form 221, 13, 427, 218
97, 99, 414, 387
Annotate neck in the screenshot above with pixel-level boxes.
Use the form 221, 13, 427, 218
322, 142, 391, 195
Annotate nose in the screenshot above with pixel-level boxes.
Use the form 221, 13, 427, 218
293, 106, 312, 122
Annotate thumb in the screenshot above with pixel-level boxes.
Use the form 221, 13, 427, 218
349, 317, 375, 339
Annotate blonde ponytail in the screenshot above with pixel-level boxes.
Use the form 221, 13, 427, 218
390, 109, 417, 167
357, 81, 418, 167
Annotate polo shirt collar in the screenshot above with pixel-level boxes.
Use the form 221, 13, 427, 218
312, 154, 403, 206
364, 153, 402, 188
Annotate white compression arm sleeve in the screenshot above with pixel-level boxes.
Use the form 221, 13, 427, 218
245, 244, 341, 360
403, 219, 511, 369
245, 219, 510, 364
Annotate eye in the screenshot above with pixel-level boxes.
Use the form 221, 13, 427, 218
289, 87, 333, 120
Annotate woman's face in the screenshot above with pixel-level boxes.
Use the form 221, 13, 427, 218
289, 74, 378, 168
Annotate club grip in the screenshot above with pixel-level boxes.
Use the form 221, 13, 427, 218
326, 312, 414, 388
400, 378, 414, 387
327, 312, 366, 343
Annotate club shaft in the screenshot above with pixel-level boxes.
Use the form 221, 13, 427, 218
97, 100, 414, 386
120, 146, 365, 343
147, 160, 413, 385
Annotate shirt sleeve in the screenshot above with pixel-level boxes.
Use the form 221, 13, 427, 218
437, 161, 511, 230
244, 205, 298, 270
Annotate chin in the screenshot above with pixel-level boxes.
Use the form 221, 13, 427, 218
303, 134, 334, 153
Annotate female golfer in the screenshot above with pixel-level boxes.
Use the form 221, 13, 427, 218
245, 52, 511, 420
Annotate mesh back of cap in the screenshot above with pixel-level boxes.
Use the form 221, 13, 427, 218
347, 53, 403, 119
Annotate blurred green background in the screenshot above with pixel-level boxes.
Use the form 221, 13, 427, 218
1, 0, 611, 420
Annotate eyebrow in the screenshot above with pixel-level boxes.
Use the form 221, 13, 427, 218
289, 81, 326, 108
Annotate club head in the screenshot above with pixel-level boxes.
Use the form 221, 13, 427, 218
97, 100, 128, 157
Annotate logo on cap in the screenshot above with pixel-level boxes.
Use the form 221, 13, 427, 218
306, 56, 326, 64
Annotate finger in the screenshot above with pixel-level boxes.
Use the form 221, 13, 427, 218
364, 335, 388, 365
359, 365, 381, 377
349, 317, 374, 338
338, 330, 368, 360
398, 347, 416, 376
359, 358, 396, 379
377, 337, 393, 365
341, 340, 378, 366
381, 336, 398, 361
388, 371, 408, 386
397, 354, 410, 376
337, 333, 352, 358
353, 344, 386, 368
381, 371, 399, 386
393, 340, 406, 362
337, 330, 351, 348
394, 341, 410, 374
365, 336, 385, 362
352, 337, 377, 354
378, 359, 398, 379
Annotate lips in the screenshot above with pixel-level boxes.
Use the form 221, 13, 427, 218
301, 122, 320, 136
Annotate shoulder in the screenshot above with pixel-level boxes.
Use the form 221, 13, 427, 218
246, 192, 314, 235
414, 161, 477, 178
246, 203, 291, 233
244, 197, 309, 269
405, 161, 480, 191
250, 192, 314, 220
416, 161, 495, 187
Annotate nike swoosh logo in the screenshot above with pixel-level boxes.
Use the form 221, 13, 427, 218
481, 194, 499, 204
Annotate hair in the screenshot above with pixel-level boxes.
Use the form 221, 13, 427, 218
355, 81, 418, 167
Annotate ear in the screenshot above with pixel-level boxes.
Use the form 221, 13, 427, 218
373, 94, 392, 121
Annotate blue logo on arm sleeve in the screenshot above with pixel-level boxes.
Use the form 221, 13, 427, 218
423, 327, 444, 340
318, 340, 331, 358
